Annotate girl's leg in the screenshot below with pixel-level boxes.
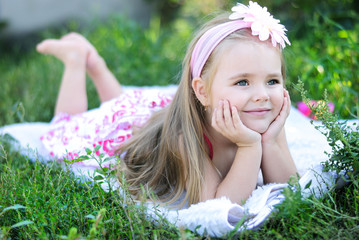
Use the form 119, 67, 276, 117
61, 33, 123, 103
37, 39, 88, 115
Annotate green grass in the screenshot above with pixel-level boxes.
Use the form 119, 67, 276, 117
1, 135, 359, 239
1, 7, 359, 240
0, 137, 181, 239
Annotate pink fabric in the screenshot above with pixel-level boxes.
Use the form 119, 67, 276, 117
190, 20, 251, 78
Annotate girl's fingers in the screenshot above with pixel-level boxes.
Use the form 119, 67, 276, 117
211, 107, 221, 131
277, 89, 290, 119
267, 89, 291, 132
212, 100, 225, 132
212, 100, 236, 133
286, 90, 291, 112
211, 107, 217, 127
223, 100, 234, 129
283, 89, 291, 116
231, 106, 242, 129
216, 100, 225, 129
212, 100, 260, 145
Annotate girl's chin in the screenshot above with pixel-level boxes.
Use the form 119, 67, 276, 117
247, 125, 269, 134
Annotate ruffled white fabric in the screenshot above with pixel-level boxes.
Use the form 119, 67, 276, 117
148, 164, 338, 237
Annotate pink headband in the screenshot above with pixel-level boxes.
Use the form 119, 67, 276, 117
190, 1, 290, 79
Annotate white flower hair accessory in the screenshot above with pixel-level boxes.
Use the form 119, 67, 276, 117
229, 1, 291, 48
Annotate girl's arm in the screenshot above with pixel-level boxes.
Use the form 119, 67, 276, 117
261, 129, 297, 183
261, 90, 297, 183
214, 142, 262, 204
203, 100, 262, 204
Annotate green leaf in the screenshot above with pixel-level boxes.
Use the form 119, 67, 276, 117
70, 157, 88, 163
63, 159, 71, 164
304, 180, 312, 189
94, 145, 101, 151
2, 204, 26, 212
67, 227, 80, 239
85, 148, 92, 155
95, 169, 104, 175
338, 30, 348, 39
103, 157, 115, 163
11, 220, 34, 229
85, 214, 96, 219
93, 175, 104, 181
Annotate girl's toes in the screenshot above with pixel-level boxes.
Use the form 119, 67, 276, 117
36, 39, 59, 54
36, 39, 88, 65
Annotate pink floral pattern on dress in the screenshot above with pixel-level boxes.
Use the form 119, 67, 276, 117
41, 88, 174, 167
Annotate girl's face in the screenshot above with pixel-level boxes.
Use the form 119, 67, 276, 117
208, 40, 284, 134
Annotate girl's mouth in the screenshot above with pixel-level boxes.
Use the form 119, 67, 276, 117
243, 108, 271, 116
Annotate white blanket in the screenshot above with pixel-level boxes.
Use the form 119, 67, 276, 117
148, 164, 338, 237
1, 86, 357, 237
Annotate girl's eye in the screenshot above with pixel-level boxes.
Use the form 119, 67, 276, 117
236, 80, 248, 86
268, 79, 280, 85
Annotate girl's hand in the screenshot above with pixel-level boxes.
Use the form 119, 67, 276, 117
262, 89, 291, 144
212, 100, 261, 147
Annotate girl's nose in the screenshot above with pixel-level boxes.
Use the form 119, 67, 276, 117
252, 87, 270, 102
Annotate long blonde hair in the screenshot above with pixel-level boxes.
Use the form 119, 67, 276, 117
117, 13, 286, 207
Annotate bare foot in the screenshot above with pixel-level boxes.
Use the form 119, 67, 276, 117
36, 38, 88, 67
43, 32, 123, 102
60, 32, 105, 76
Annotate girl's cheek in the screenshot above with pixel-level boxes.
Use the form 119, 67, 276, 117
271, 89, 284, 112
270, 89, 282, 101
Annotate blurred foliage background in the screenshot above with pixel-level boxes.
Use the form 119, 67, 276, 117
0, 0, 358, 126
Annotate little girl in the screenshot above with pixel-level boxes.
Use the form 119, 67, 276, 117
38, 1, 297, 207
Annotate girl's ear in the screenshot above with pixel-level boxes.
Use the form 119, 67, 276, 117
192, 77, 208, 107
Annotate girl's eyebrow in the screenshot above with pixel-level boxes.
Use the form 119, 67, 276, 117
228, 73, 252, 80
267, 73, 282, 78
228, 73, 282, 80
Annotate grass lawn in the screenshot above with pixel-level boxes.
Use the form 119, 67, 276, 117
1, 135, 358, 239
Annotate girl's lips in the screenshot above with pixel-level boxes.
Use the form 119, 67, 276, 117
243, 109, 271, 116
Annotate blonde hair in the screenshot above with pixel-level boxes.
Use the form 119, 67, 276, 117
117, 13, 286, 207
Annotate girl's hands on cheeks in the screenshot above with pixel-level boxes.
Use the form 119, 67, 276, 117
262, 89, 291, 143
212, 100, 261, 147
